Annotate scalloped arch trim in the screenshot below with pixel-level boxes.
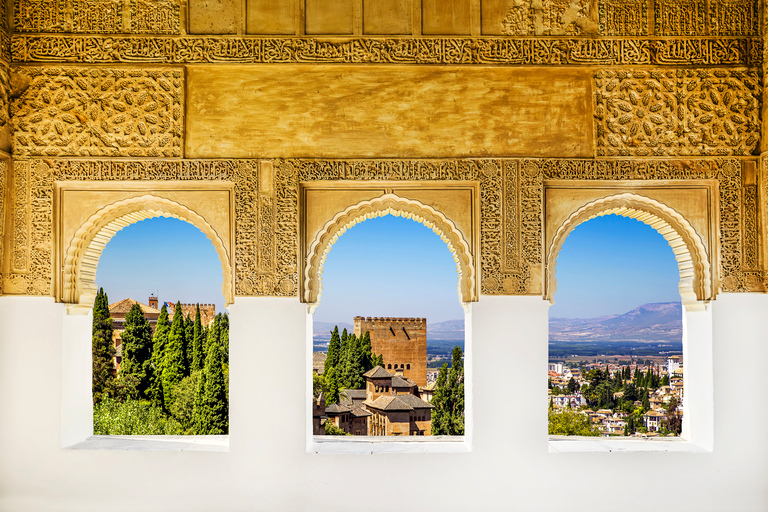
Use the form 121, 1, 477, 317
546, 193, 713, 311
62, 195, 233, 312
303, 193, 477, 308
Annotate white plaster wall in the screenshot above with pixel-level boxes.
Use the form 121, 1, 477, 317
0, 294, 766, 512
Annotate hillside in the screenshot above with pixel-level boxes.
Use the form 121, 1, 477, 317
549, 302, 683, 343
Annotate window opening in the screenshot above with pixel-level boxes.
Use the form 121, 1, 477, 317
548, 215, 684, 439
93, 217, 229, 436
311, 215, 465, 437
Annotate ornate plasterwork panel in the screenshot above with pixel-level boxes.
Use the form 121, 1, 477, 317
4, 157, 765, 300
0, 158, 6, 295
594, 69, 760, 157
10, 36, 759, 67
14, 0, 180, 34
10, 67, 183, 157
708, 0, 759, 36
598, 0, 648, 36
654, 0, 706, 36
501, 0, 597, 36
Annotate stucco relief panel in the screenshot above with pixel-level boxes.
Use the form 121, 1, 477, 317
14, 0, 180, 34
594, 69, 760, 157
11, 67, 183, 158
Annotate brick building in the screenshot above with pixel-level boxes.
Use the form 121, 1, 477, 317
353, 316, 427, 387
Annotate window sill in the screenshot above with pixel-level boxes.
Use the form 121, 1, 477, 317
67, 435, 229, 452
548, 435, 710, 453
309, 435, 470, 454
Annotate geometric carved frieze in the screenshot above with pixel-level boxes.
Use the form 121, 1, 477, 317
10, 67, 183, 158
10, 36, 761, 67
14, 0, 180, 34
2, 157, 765, 300
595, 69, 760, 157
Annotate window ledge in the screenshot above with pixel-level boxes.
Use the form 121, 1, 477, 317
548, 435, 710, 453
67, 435, 229, 452
309, 435, 470, 454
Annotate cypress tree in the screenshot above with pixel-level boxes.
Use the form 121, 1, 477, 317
324, 366, 340, 405
194, 341, 229, 434
192, 366, 207, 434
326, 326, 340, 371
120, 303, 153, 400
92, 287, 115, 405
184, 312, 194, 376
162, 301, 186, 406
149, 304, 170, 407
359, 331, 373, 371
431, 346, 465, 435
206, 313, 221, 357
219, 313, 229, 363
192, 304, 204, 373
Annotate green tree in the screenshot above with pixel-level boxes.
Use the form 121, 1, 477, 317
119, 303, 154, 400
324, 366, 340, 405
219, 313, 229, 363
325, 421, 349, 435
93, 397, 184, 435
169, 371, 200, 432
193, 341, 229, 434
326, 326, 341, 371
191, 304, 204, 373
206, 313, 221, 357
149, 304, 170, 407
162, 301, 187, 406
184, 312, 194, 375
431, 346, 464, 435
92, 287, 115, 405
359, 330, 373, 371
548, 409, 601, 436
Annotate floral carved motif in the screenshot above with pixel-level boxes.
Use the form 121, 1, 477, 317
10, 36, 759, 67
594, 69, 760, 157
11, 67, 183, 157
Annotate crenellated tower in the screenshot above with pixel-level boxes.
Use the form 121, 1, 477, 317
353, 316, 427, 387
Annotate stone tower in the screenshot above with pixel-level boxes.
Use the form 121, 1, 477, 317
353, 317, 427, 387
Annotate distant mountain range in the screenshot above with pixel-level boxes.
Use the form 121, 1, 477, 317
549, 302, 683, 343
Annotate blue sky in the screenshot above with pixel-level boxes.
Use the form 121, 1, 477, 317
550, 214, 680, 318
96, 213, 681, 321
96, 216, 226, 311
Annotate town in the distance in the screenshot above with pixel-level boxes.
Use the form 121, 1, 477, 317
312, 316, 464, 436
548, 302, 684, 437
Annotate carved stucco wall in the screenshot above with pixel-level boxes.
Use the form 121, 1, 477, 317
0, 0, 766, 304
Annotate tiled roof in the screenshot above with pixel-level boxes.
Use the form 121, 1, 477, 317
325, 403, 352, 414
108, 298, 161, 315
365, 393, 434, 412
341, 389, 367, 401
350, 406, 372, 418
363, 366, 392, 379
391, 375, 417, 388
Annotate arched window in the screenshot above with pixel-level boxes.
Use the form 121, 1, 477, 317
310, 214, 466, 439
549, 214, 683, 438
94, 217, 228, 436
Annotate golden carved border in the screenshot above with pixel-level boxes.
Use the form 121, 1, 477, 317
2, 157, 764, 300
10, 35, 760, 67
303, 193, 477, 308
61, 194, 233, 312
546, 192, 713, 309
